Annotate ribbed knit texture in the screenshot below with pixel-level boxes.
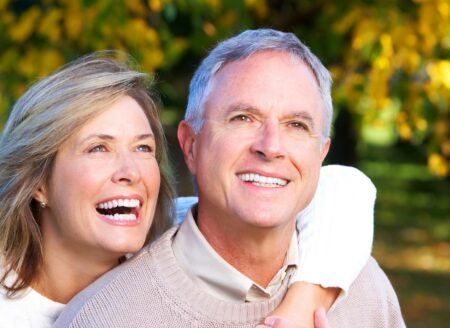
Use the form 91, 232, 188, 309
54, 227, 405, 328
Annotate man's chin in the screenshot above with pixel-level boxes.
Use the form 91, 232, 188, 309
237, 213, 295, 231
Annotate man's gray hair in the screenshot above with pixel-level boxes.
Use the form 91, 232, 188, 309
185, 28, 333, 140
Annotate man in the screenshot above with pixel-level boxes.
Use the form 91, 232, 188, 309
54, 29, 405, 327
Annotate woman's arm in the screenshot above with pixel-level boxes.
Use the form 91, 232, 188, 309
294, 165, 375, 292
265, 165, 376, 327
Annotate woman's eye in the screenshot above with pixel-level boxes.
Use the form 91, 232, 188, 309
89, 145, 107, 153
136, 144, 153, 153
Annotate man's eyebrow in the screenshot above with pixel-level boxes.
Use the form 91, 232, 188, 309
227, 104, 316, 125
289, 111, 316, 129
225, 103, 262, 115
223, 103, 318, 130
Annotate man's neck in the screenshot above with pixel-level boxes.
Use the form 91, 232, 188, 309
196, 209, 296, 288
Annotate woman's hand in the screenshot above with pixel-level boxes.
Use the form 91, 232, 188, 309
256, 307, 331, 328
260, 282, 338, 328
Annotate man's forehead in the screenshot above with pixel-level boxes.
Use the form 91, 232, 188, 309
204, 52, 323, 115
214, 50, 304, 77
209, 51, 319, 91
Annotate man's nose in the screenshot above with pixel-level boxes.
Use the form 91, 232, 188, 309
250, 121, 286, 160
111, 152, 141, 184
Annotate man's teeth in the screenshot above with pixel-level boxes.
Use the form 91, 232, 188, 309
103, 213, 137, 221
238, 173, 288, 187
96, 198, 140, 210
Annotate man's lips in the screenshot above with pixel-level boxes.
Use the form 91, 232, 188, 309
237, 172, 289, 187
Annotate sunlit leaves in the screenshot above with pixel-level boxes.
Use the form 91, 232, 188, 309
332, 0, 449, 176
428, 153, 449, 177
0, 0, 448, 176
9, 6, 40, 42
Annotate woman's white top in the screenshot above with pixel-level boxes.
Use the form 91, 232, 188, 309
0, 272, 64, 328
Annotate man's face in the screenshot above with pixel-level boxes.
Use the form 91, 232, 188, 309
179, 51, 330, 232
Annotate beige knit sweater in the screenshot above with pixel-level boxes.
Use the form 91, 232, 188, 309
54, 227, 406, 328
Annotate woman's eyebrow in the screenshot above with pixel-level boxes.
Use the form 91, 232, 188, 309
79, 133, 154, 145
134, 133, 155, 142
80, 134, 115, 144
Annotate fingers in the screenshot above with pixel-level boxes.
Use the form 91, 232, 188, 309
257, 308, 331, 328
256, 316, 307, 328
257, 309, 331, 328
314, 308, 331, 328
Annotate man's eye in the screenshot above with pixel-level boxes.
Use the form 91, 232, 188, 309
89, 145, 107, 153
289, 121, 309, 131
136, 144, 153, 152
231, 115, 251, 122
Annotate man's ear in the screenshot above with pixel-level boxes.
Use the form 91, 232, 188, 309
177, 120, 198, 175
320, 137, 331, 163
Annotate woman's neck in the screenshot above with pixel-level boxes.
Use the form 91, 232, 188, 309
32, 247, 119, 304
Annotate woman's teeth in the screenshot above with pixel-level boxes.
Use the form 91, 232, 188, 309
96, 198, 140, 210
103, 213, 137, 221
95, 198, 140, 221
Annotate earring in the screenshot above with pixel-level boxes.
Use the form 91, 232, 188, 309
40, 202, 47, 208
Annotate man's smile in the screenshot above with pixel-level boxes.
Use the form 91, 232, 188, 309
237, 172, 289, 187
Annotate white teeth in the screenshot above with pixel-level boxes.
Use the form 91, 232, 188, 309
96, 198, 141, 210
104, 213, 137, 221
238, 173, 288, 187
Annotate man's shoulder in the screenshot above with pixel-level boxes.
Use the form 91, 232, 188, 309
329, 257, 406, 328
53, 227, 179, 327
346, 257, 397, 301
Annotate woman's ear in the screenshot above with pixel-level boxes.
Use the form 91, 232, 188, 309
33, 184, 48, 206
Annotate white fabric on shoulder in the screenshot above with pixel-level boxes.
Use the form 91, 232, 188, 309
173, 164, 375, 295
292, 165, 375, 295
0, 268, 64, 328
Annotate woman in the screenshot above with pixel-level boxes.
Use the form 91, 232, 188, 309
0, 53, 174, 326
0, 54, 373, 328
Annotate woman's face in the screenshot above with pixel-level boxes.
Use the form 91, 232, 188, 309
38, 95, 161, 264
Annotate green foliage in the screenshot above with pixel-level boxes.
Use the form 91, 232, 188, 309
0, 0, 449, 176
361, 143, 450, 327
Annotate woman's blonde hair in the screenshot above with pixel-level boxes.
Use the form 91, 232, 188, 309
0, 52, 174, 296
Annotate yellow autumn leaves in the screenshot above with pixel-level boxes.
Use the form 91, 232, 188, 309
333, 0, 449, 176
0, 0, 449, 176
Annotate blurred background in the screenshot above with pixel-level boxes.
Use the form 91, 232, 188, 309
0, 0, 449, 326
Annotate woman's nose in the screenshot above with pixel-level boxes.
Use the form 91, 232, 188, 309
111, 152, 141, 184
